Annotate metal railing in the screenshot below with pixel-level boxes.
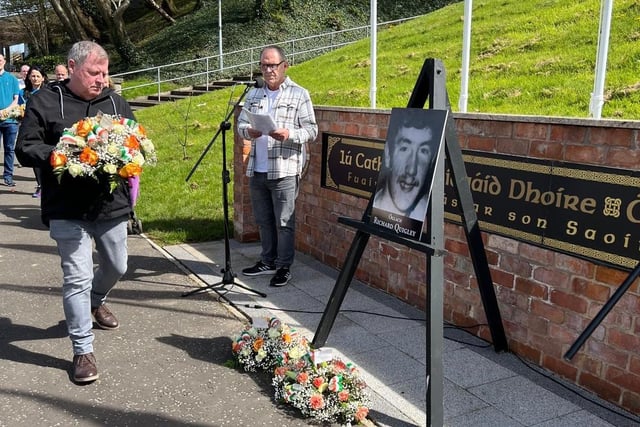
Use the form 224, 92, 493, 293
111, 16, 420, 101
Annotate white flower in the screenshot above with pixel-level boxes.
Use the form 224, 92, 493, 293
67, 163, 84, 177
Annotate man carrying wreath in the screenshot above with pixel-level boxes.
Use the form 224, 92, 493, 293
16, 41, 135, 383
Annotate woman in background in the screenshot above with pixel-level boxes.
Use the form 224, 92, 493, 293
20, 65, 49, 198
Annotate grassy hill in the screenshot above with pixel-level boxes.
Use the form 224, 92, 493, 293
131, 0, 640, 244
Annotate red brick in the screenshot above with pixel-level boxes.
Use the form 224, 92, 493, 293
491, 268, 515, 289
608, 328, 640, 352
445, 239, 471, 256
594, 265, 629, 287
586, 339, 629, 367
499, 253, 534, 278
515, 277, 548, 299
509, 340, 542, 364
564, 145, 607, 164
572, 277, 610, 302
496, 137, 530, 155
514, 122, 548, 140
534, 267, 571, 290
467, 135, 497, 151
633, 357, 640, 376
518, 243, 554, 265
550, 289, 588, 314
574, 353, 603, 376
590, 127, 635, 147
607, 147, 640, 169
549, 124, 587, 143
578, 371, 622, 403
542, 355, 578, 382
548, 323, 577, 345
529, 140, 563, 159
530, 299, 565, 324
554, 253, 595, 278
482, 120, 513, 137
530, 332, 564, 358
621, 390, 640, 415
606, 366, 640, 394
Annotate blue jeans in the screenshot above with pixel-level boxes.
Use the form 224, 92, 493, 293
0, 121, 18, 183
249, 173, 298, 268
50, 217, 128, 355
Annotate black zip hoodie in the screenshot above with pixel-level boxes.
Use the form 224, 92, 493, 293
16, 81, 135, 226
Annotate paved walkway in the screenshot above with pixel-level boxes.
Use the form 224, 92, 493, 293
2, 165, 640, 426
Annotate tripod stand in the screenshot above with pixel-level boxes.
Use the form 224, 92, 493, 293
182, 81, 266, 298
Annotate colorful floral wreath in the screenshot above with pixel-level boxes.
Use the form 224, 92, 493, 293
50, 112, 156, 191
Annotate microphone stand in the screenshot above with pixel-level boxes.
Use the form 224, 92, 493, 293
183, 81, 266, 298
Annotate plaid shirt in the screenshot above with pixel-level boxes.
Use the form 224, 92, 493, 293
237, 77, 318, 179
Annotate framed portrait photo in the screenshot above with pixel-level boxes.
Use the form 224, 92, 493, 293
370, 108, 448, 241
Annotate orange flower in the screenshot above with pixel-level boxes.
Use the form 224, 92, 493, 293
309, 394, 325, 410
118, 163, 142, 178
125, 134, 140, 150
50, 151, 67, 168
137, 123, 147, 136
252, 337, 264, 351
282, 333, 292, 344
355, 406, 369, 421
333, 359, 347, 371
79, 147, 98, 165
274, 366, 287, 377
75, 119, 93, 137
338, 390, 350, 402
312, 377, 325, 389
296, 372, 309, 384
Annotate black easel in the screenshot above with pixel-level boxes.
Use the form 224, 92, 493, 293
312, 58, 507, 351
564, 260, 640, 360
182, 82, 266, 298
311, 58, 508, 427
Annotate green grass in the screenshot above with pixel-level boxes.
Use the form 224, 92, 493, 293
134, 0, 640, 245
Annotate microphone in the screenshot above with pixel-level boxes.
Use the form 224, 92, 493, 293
234, 77, 264, 88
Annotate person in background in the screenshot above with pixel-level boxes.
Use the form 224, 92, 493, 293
18, 64, 29, 90
54, 63, 68, 81
0, 54, 20, 188
237, 45, 318, 287
19, 65, 49, 198
16, 41, 134, 384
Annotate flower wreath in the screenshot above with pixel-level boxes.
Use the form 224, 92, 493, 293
0, 104, 24, 121
231, 317, 310, 372
231, 317, 371, 425
50, 112, 156, 192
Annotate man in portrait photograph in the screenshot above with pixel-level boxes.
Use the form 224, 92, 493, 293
372, 108, 447, 234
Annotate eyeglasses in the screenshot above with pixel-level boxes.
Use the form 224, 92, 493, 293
259, 60, 285, 70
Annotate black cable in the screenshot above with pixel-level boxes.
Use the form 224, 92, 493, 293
445, 321, 640, 424
238, 302, 640, 422
242, 303, 427, 321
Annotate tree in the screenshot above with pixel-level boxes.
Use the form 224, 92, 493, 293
48, 0, 99, 42
91, 0, 145, 67
145, 0, 175, 24
4, 0, 52, 56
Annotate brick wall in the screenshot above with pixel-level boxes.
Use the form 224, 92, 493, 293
233, 106, 640, 414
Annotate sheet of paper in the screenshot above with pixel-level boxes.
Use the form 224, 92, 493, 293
247, 112, 277, 134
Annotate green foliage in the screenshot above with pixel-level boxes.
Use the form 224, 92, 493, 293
17, 55, 66, 75
138, 0, 447, 67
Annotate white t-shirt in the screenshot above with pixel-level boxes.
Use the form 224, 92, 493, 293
254, 87, 280, 173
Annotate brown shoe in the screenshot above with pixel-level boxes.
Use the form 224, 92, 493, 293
91, 304, 119, 330
72, 353, 99, 383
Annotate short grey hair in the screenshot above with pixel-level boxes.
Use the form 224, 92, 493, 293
260, 45, 287, 62
67, 41, 109, 67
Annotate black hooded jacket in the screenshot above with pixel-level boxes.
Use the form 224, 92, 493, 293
16, 82, 135, 226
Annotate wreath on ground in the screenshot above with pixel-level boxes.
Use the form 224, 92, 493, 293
229, 317, 371, 425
